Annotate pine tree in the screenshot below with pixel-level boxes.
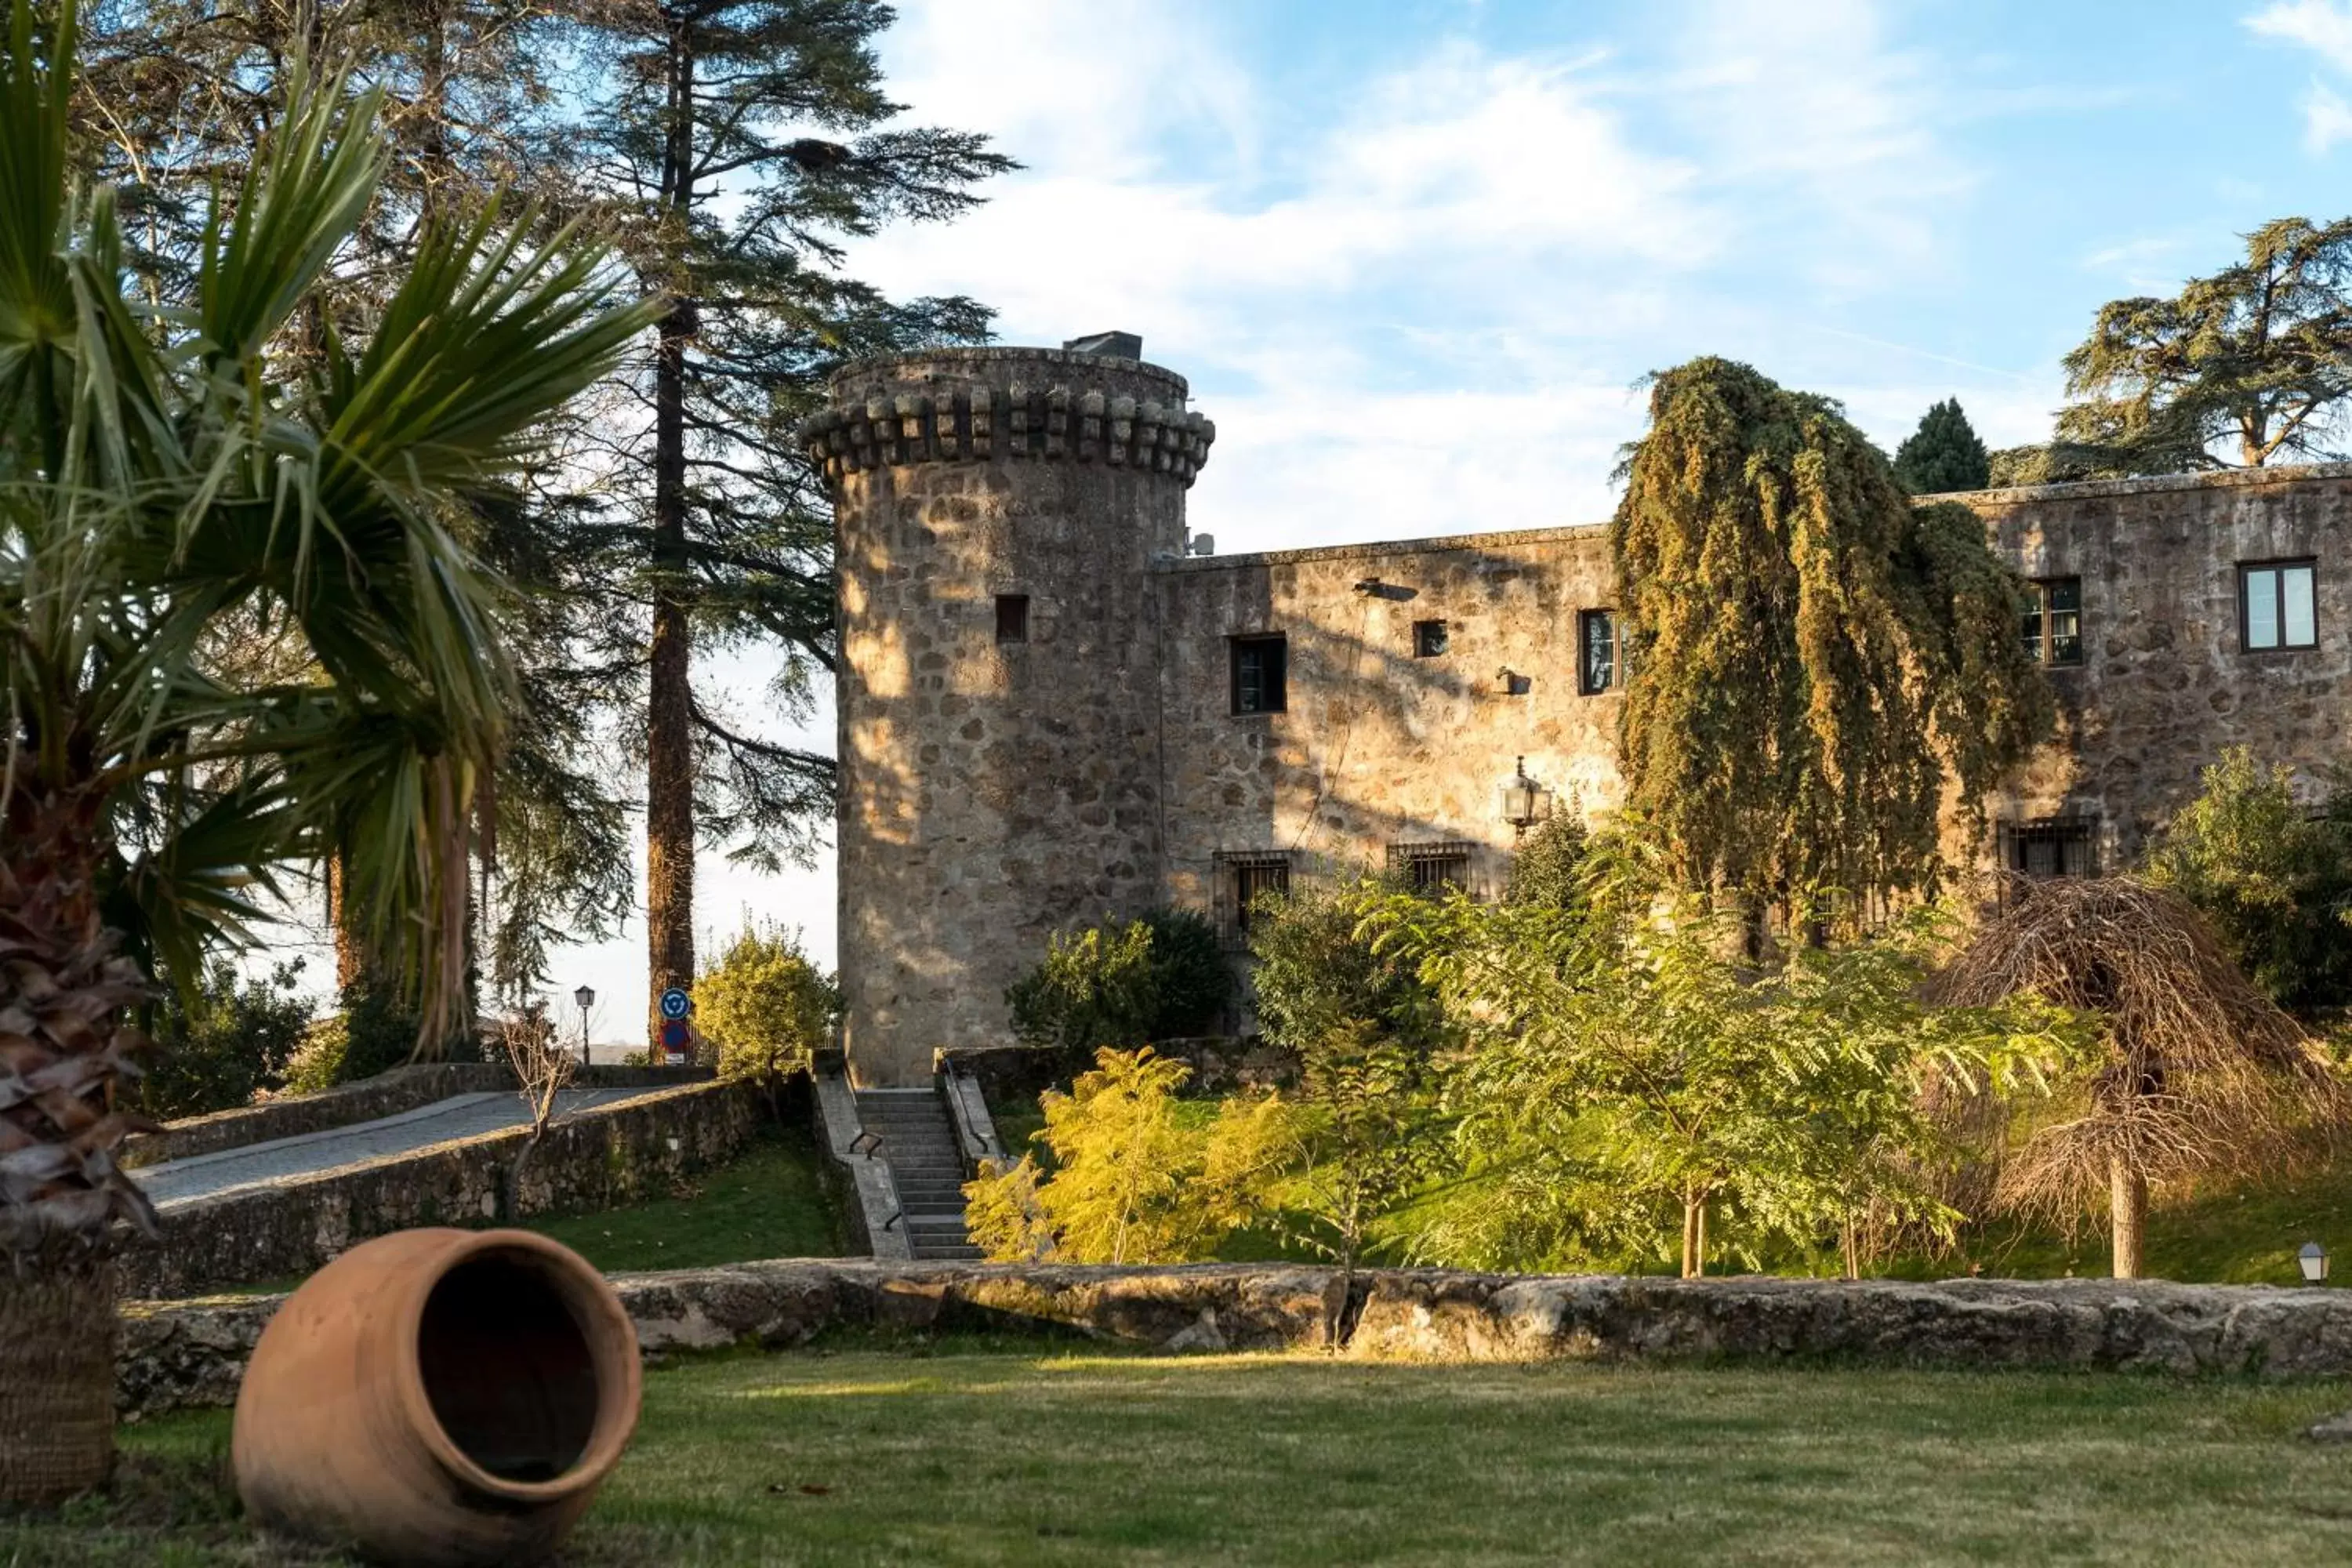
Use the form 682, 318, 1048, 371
561, 0, 1011, 1044
1611, 359, 2053, 925
1891, 397, 1991, 494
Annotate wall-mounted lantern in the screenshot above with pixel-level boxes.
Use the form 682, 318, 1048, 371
1500, 757, 1553, 837
2301, 1241, 2330, 1283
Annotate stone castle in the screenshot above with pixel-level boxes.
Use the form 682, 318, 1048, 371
803, 339, 2352, 1086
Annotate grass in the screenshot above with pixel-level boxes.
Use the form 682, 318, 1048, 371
17, 1345, 2352, 1565
531, 1121, 842, 1272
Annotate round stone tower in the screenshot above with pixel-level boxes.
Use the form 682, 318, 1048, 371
803, 343, 1216, 1085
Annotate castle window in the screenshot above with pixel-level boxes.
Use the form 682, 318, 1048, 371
1414, 619, 1448, 658
1231, 634, 1287, 715
2023, 578, 2082, 666
2241, 560, 2318, 651
995, 593, 1029, 644
1218, 851, 1292, 946
1578, 610, 1617, 695
2000, 818, 2098, 880
1388, 840, 1473, 895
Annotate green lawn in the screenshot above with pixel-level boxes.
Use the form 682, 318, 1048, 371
531, 1122, 843, 1272
26, 1345, 2352, 1565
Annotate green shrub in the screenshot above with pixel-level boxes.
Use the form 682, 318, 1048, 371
1005, 908, 1235, 1056
1245, 877, 1440, 1059
694, 922, 838, 1098
279, 978, 479, 1094
1505, 812, 1594, 909
137, 960, 316, 1119
2143, 748, 2352, 1013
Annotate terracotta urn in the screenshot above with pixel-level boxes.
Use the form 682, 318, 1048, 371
233, 1228, 641, 1566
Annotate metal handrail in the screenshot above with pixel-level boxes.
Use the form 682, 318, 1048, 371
849, 1129, 884, 1160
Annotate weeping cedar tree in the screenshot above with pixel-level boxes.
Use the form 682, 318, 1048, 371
1891, 398, 1991, 494
566, 0, 1012, 1042
0, 0, 650, 1501
1611, 359, 2053, 927
2058, 216, 2352, 473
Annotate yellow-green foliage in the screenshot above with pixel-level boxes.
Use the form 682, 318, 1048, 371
694, 922, 838, 1090
963, 1048, 1298, 1264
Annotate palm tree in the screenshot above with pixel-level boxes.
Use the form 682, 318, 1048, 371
0, 0, 655, 1500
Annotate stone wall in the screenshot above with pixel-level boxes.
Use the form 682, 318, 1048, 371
120, 1062, 715, 1170
1156, 527, 1620, 929
1947, 463, 2352, 865
823, 347, 1215, 1083
120, 1261, 2352, 1421
121, 1080, 760, 1298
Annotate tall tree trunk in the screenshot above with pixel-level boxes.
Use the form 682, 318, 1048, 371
1681, 1190, 1706, 1279
644, 21, 697, 1051
2109, 1156, 2147, 1279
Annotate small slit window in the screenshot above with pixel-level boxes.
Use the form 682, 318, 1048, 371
995, 593, 1029, 644
1388, 840, 1473, 896
1231, 634, 1287, 715
2024, 578, 2082, 667
1578, 610, 1618, 695
1414, 620, 1448, 658
2241, 561, 2318, 651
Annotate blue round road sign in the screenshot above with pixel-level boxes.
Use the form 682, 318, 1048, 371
659, 987, 691, 1021
660, 1019, 691, 1050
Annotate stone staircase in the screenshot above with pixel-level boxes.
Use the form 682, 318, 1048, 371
853, 1088, 982, 1260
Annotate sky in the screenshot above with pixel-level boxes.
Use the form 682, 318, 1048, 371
519, 0, 2352, 1040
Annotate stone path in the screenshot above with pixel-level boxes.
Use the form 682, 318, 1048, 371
132, 1087, 656, 1210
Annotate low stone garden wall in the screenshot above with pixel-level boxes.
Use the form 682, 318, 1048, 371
120, 1062, 714, 1170
118, 1261, 2352, 1420
120, 1080, 760, 1298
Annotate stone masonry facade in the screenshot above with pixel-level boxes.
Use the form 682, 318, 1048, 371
811, 343, 2352, 1085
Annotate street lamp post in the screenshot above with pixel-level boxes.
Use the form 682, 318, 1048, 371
573, 985, 595, 1068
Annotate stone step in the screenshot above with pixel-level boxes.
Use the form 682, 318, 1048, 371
913, 1245, 984, 1261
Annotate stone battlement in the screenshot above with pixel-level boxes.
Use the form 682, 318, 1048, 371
805, 347, 1214, 484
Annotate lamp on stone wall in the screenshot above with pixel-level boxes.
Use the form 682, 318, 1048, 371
1499, 757, 1552, 837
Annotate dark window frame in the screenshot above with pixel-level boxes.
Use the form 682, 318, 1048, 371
2239, 558, 2319, 652
1577, 609, 1618, 695
2023, 577, 2083, 668
995, 593, 1030, 644
1387, 840, 1475, 897
1230, 633, 1288, 716
1413, 619, 1448, 658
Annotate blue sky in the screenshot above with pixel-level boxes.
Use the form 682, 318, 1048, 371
536, 0, 2352, 1036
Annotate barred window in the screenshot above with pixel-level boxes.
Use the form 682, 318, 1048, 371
2001, 818, 2097, 880
1414, 619, 1448, 658
1218, 851, 1293, 946
1388, 840, 1474, 895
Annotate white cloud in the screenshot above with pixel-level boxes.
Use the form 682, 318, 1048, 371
2246, 2, 2352, 150
2306, 81, 2352, 151
2248, 0, 2352, 74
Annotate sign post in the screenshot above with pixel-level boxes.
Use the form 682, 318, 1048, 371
658, 988, 693, 1067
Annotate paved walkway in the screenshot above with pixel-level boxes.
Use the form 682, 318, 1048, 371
133, 1087, 656, 1210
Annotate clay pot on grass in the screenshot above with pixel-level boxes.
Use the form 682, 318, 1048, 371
233, 1228, 640, 1566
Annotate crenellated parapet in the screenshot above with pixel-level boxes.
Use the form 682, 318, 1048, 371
804, 348, 1216, 485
